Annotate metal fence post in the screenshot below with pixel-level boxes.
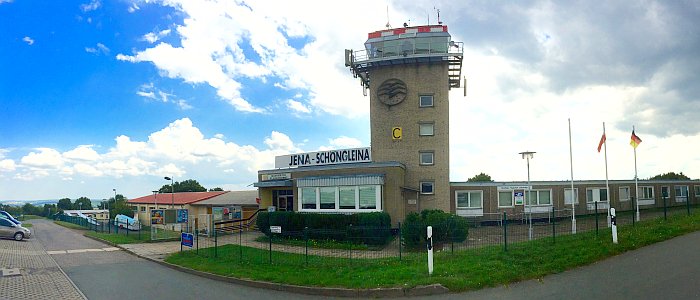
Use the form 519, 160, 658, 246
269, 228, 272, 264
398, 222, 402, 262
663, 197, 667, 220
214, 228, 218, 258
632, 196, 636, 226
348, 224, 353, 261
687, 195, 691, 216
239, 225, 243, 263
450, 219, 454, 254
503, 212, 508, 252
552, 207, 556, 244
595, 201, 599, 236
304, 226, 309, 265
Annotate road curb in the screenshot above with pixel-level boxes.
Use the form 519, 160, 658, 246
82, 234, 449, 297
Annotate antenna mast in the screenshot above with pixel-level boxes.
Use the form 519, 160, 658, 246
385, 6, 391, 28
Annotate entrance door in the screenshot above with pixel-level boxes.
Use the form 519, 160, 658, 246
286, 196, 294, 211
277, 196, 287, 211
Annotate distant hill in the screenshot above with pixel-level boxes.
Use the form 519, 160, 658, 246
0, 199, 105, 209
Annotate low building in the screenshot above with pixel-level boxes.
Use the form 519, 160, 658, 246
450, 179, 700, 218
63, 209, 109, 220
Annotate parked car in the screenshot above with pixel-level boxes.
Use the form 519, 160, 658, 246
0, 211, 21, 225
0, 217, 31, 241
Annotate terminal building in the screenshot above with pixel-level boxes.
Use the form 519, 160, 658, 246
255, 24, 463, 223
253, 24, 699, 224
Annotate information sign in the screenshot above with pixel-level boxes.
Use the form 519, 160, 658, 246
270, 226, 282, 234
181, 232, 194, 248
514, 191, 524, 205
176, 209, 188, 223
151, 209, 164, 225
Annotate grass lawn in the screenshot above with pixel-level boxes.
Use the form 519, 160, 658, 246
85, 231, 150, 244
20, 215, 44, 221
54, 221, 88, 230
254, 235, 371, 250
166, 211, 700, 292
21, 223, 32, 228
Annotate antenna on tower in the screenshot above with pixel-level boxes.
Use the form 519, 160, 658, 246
437, 8, 442, 25
385, 6, 391, 28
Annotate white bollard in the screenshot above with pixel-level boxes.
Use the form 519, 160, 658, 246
611, 208, 618, 244
427, 226, 434, 275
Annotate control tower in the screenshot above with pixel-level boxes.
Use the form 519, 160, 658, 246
346, 24, 463, 212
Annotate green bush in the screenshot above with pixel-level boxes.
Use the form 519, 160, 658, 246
402, 210, 469, 249
257, 211, 392, 246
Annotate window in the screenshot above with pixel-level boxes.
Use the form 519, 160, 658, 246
526, 190, 551, 206
695, 186, 700, 197
419, 95, 434, 107
661, 186, 670, 199
339, 187, 356, 209
319, 187, 336, 209
420, 181, 434, 194
564, 188, 578, 205
140, 206, 146, 212
638, 186, 654, 200
299, 185, 380, 211
359, 186, 377, 209
675, 186, 689, 202
419, 123, 434, 136
586, 188, 608, 203
498, 191, 513, 207
0, 218, 12, 227
456, 191, 483, 209
419, 151, 434, 165
301, 187, 317, 209
619, 187, 630, 202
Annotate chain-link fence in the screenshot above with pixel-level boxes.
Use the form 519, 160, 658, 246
56, 214, 149, 241
181, 202, 699, 267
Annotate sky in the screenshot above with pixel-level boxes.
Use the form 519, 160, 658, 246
1, 0, 699, 201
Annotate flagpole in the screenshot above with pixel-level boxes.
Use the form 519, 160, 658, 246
634, 126, 640, 221
568, 118, 576, 234
603, 122, 611, 227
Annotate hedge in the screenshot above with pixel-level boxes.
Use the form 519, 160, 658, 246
256, 211, 392, 246
401, 210, 469, 249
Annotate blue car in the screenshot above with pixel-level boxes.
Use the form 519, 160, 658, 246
0, 211, 21, 226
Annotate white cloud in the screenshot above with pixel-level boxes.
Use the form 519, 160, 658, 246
286, 99, 310, 114
127, 3, 140, 13
0, 0, 14, 4
136, 83, 192, 109
20, 148, 64, 169
63, 145, 101, 161
327, 136, 363, 149
0, 159, 16, 172
22, 36, 34, 45
85, 43, 110, 55
214, 133, 225, 139
80, 0, 101, 12
142, 29, 171, 43
117, 0, 391, 116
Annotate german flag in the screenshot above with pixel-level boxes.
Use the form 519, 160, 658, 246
630, 130, 642, 148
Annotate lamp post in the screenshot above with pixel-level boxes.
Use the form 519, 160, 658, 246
111, 188, 116, 219
164, 177, 174, 208
519, 151, 536, 240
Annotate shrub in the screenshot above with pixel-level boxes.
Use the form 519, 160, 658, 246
402, 210, 469, 249
257, 211, 392, 246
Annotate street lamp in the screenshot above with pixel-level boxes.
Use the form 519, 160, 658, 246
164, 176, 174, 208
519, 151, 536, 240
111, 188, 116, 219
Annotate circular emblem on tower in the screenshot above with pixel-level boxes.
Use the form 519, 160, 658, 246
377, 79, 407, 106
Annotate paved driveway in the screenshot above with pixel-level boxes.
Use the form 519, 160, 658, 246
0, 223, 84, 300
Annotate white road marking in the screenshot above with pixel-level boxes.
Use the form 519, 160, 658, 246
47, 248, 121, 255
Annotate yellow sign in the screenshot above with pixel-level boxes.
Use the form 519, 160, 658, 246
392, 127, 402, 140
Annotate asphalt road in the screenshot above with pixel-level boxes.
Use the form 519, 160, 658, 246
31, 219, 339, 300
32, 219, 700, 299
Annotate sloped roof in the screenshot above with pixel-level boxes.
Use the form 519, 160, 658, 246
127, 191, 227, 205
191, 190, 258, 206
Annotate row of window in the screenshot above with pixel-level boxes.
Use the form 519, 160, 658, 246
457, 185, 700, 209
299, 185, 381, 211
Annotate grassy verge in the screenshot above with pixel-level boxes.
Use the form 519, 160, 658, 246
84, 231, 150, 244
20, 215, 44, 220
22, 223, 32, 228
166, 212, 700, 291
54, 221, 88, 230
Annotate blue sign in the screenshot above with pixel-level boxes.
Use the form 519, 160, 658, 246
181, 232, 194, 248
176, 209, 188, 224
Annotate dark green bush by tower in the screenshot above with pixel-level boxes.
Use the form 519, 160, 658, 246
402, 210, 469, 249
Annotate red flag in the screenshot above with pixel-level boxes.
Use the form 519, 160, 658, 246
597, 133, 606, 152
630, 130, 642, 148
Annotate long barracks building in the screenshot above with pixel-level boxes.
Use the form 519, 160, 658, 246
254, 24, 699, 224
